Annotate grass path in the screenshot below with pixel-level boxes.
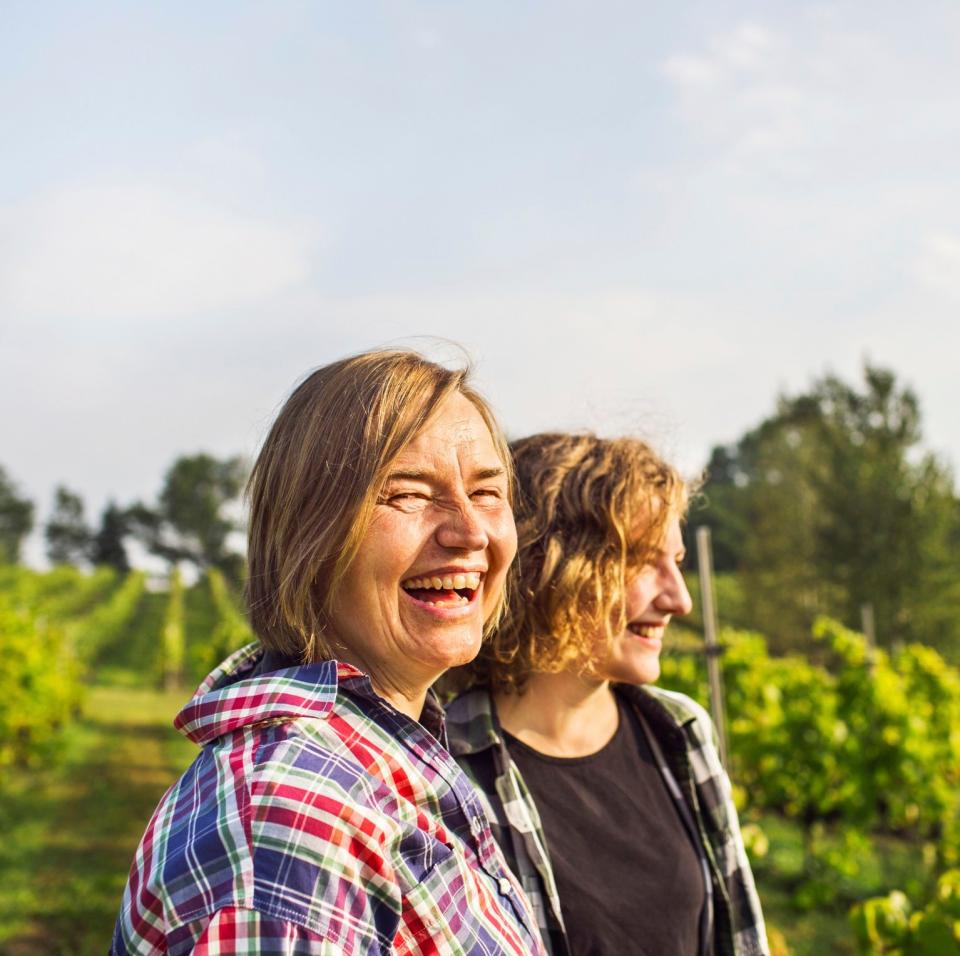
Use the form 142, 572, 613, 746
0, 684, 197, 955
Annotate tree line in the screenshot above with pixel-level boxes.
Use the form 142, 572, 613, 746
2, 363, 958, 660
687, 364, 960, 660
0, 454, 247, 583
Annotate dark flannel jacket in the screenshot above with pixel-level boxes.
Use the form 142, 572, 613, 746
445, 684, 769, 956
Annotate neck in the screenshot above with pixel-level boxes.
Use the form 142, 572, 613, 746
371, 681, 428, 721
494, 669, 619, 758
333, 646, 432, 722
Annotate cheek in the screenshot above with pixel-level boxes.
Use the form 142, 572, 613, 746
488, 507, 518, 568
370, 510, 433, 565
624, 577, 658, 619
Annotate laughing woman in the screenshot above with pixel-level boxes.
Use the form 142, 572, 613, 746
112, 351, 545, 956
445, 433, 768, 956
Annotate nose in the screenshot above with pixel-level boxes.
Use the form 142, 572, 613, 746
435, 497, 489, 552
656, 563, 693, 617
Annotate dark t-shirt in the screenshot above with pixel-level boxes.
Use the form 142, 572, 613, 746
503, 698, 706, 956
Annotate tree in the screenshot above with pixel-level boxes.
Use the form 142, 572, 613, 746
91, 501, 130, 572
128, 454, 247, 578
45, 486, 92, 566
693, 365, 960, 655
0, 466, 34, 563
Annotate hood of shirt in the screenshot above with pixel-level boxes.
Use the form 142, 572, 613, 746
173, 641, 364, 746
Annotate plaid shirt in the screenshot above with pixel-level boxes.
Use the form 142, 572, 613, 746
445, 685, 769, 956
112, 643, 546, 955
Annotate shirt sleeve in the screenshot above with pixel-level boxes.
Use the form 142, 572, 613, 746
190, 907, 351, 955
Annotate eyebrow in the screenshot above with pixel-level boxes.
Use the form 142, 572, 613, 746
383, 465, 506, 484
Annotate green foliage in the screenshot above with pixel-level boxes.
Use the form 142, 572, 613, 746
0, 465, 34, 564
0, 596, 82, 768
814, 618, 960, 837
681, 572, 752, 633
205, 567, 253, 667
851, 870, 960, 954
724, 630, 851, 822
45, 485, 92, 566
128, 454, 246, 577
69, 571, 146, 659
38, 566, 117, 620
182, 567, 255, 686
660, 638, 709, 702
692, 365, 960, 656
794, 825, 873, 909
662, 615, 960, 913
90, 501, 130, 572
0, 564, 118, 622
0, 567, 152, 770
160, 569, 185, 690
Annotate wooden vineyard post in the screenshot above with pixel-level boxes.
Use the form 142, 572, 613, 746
861, 602, 877, 674
696, 527, 730, 769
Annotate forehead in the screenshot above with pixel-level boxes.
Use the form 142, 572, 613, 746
393, 392, 501, 468
628, 507, 684, 548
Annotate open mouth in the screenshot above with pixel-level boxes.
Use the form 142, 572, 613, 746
401, 571, 482, 608
627, 623, 665, 641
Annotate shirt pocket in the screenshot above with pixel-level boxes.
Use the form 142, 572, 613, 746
392, 834, 469, 952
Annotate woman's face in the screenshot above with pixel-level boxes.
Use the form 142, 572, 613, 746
593, 514, 692, 686
329, 391, 517, 702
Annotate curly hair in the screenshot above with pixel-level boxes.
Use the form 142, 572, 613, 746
457, 432, 690, 694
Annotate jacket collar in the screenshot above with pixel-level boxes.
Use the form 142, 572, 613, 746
444, 686, 502, 757
444, 682, 699, 758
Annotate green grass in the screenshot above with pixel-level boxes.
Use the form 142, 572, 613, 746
0, 684, 197, 955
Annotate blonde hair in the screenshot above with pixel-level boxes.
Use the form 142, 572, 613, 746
246, 349, 512, 663
462, 432, 689, 693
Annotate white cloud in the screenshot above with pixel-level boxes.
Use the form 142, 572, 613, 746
913, 233, 960, 301
662, 21, 774, 90
659, 20, 815, 165
715, 22, 774, 71
413, 27, 442, 50
660, 54, 720, 90
0, 185, 314, 320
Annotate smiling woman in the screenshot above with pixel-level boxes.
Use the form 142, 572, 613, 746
326, 390, 517, 715
111, 350, 543, 956
446, 433, 769, 956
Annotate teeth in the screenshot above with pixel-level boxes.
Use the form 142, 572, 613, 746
628, 623, 664, 638
402, 571, 481, 591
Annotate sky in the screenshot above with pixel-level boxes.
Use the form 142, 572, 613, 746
2, 1, 959, 566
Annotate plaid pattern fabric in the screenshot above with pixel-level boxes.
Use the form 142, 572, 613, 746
445, 686, 769, 956
112, 643, 546, 955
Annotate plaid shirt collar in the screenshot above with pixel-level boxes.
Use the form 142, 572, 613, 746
445, 680, 700, 758
175, 641, 447, 746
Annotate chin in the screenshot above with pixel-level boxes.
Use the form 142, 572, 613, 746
425, 628, 484, 671
604, 651, 661, 686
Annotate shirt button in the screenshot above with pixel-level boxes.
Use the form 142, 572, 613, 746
498, 877, 513, 895
470, 817, 485, 837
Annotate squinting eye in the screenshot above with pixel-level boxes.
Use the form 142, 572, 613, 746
471, 488, 502, 500
380, 491, 428, 505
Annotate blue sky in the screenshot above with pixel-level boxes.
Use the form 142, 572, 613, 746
3, 2, 959, 563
